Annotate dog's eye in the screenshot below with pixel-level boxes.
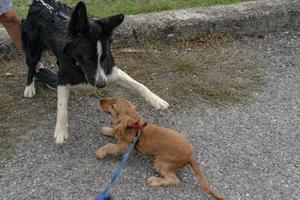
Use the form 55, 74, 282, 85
72, 58, 79, 66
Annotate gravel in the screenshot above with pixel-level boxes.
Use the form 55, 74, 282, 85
0, 31, 299, 200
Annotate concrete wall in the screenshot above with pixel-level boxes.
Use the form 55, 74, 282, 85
0, 0, 299, 51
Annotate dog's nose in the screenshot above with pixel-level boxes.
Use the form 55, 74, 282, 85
95, 80, 106, 88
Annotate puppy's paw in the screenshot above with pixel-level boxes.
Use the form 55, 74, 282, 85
24, 82, 36, 98
144, 92, 169, 110
100, 127, 114, 136
54, 127, 68, 144
147, 176, 162, 187
96, 148, 108, 159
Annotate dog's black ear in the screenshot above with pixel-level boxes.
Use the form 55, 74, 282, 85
68, 1, 89, 35
98, 14, 124, 34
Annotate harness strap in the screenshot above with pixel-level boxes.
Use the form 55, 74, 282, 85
37, 0, 55, 13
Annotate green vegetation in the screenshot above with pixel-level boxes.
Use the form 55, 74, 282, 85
14, 0, 251, 17
113, 36, 264, 106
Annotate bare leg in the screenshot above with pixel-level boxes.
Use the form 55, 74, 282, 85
96, 142, 128, 159
54, 85, 70, 144
0, 10, 22, 50
107, 67, 169, 110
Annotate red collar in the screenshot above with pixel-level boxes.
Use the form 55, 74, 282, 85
128, 122, 147, 147
128, 122, 147, 132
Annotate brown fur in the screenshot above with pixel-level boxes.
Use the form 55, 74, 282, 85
97, 98, 224, 200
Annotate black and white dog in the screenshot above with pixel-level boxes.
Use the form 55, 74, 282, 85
22, 0, 169, 144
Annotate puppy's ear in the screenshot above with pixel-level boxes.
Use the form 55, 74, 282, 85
132, 104, 138, 112
68, 1, 89, 35
114, 113, 134, 136
98, 14, 124, 34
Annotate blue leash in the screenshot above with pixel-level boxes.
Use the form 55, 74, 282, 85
95, 123, 145, 200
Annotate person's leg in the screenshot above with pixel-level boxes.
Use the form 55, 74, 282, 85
0, 9, 22, 50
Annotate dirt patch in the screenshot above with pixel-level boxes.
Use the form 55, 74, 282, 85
0, 52, 57, 167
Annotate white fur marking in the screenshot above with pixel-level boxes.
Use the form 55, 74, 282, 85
54, 85, 70, 144
95, 41, 107, 83
107, 67, 169, 110
24, 80, 36, 98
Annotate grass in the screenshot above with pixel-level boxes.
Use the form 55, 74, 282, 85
13, 0, 251, 18
0, 34, 265, 107
111, 35, 265, 106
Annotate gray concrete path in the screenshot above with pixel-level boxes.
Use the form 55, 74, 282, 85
0, 31, 299, 200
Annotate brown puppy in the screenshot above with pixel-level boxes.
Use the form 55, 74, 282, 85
97, 98, 224, 200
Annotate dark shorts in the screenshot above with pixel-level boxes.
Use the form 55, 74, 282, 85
0, 0, 12, 16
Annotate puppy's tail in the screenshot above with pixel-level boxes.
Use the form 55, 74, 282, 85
189, 156, 224, 200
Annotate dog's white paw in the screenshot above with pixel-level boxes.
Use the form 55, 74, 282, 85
144, 92, 169, 110
24, 82, 36, 98
54, 127, 68, 144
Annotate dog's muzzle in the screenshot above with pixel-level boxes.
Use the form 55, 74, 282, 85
95, 79, 106, 88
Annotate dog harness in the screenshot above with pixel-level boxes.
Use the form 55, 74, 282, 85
95, 122, 147, 200
37, 0, 54, 13
37, 0, 69, 20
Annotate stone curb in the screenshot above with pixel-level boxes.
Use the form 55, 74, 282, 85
114, 0, 300, 43
0, 0, 299, 51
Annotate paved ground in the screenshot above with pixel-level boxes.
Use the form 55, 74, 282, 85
0, 31, 299, 200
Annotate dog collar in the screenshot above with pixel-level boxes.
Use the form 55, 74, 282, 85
128, 122, 147, 149
129, 122, 147, 136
